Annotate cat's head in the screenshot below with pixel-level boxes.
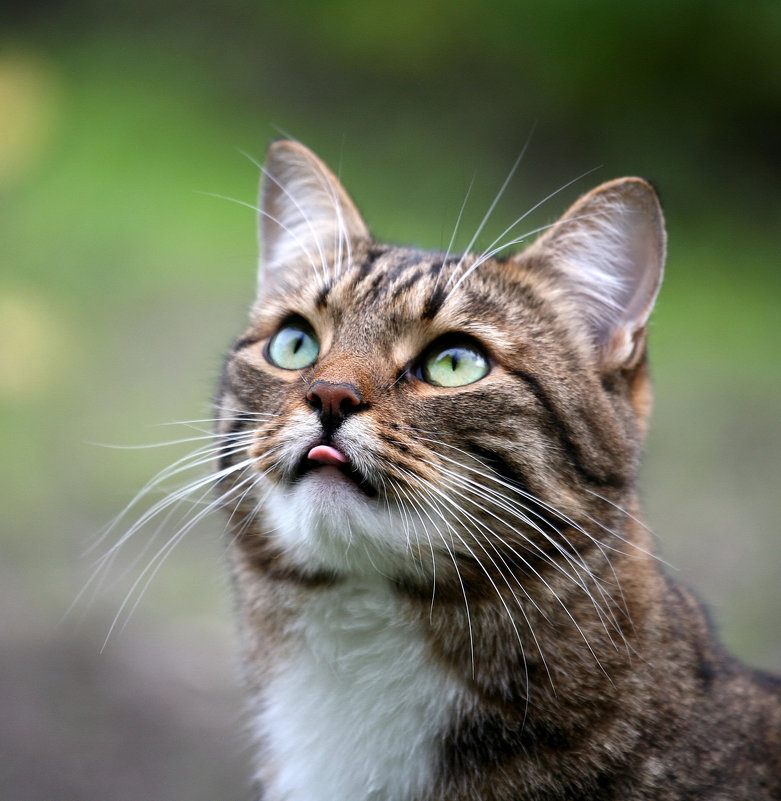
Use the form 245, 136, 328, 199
216, 140, 665, 581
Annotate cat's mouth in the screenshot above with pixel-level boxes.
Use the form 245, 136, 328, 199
294, 444, 378, 498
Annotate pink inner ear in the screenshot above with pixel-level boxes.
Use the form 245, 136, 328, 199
307, 445, 349, 465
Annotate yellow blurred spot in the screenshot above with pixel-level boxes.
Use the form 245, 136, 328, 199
0, 48, 61, 186
0, 289, 71, 400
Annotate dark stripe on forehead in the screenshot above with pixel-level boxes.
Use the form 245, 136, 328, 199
364, 271, 388, 304
318, 243, 385, 306
345, 248, 456, 313
422, 285, 447, 320
315, 279, 332, 308
352, 245, 399, 285
384, 250, 428, 280
352, 244, 386, 285
354, 247, 427, 283
360, 254, 427, 304
392, 268, 424, 298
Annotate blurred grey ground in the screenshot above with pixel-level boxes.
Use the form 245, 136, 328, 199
2, 2, 780, 799
1, 594, 249, 801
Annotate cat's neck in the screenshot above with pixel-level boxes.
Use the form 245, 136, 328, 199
246, 574, 464, 801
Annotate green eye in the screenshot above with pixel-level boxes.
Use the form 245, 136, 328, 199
421, 340, 489, 387
267, 321, 319, 370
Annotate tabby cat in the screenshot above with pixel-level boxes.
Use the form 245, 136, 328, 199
213, 141, 781, 800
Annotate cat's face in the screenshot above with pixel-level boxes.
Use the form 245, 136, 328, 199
215, 141, 666, 586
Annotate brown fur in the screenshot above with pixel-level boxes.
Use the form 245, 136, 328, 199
215, 141, 781, 800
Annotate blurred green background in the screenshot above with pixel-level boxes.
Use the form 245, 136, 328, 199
2, 2, 779, 799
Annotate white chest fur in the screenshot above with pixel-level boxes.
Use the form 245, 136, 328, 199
256, 579, 461, 801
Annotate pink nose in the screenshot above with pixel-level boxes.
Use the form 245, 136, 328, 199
306, 381, 363, 433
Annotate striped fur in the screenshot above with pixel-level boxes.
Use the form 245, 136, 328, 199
215, 141, 781, 801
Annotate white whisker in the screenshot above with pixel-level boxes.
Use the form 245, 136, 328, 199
392, 474, 475, 675
447, 127, 536, 290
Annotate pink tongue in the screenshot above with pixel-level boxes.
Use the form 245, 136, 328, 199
307, 445, 349, 466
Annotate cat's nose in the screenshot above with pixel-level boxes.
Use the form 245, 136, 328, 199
306, 380, 364, 433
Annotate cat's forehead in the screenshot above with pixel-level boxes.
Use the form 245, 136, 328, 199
328, 245, 449, 313
284, 243, 530, 332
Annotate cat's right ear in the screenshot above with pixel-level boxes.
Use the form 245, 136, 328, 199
257, 140, 369, 295
523, 177, 666, 372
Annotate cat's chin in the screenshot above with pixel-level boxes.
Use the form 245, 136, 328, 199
262, 473, 409, 575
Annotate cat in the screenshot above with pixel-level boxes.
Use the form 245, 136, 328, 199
212, 140, 781, 800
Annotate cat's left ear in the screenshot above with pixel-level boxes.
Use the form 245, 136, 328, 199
524, 177, 666, 372
257, 140, 369, 293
